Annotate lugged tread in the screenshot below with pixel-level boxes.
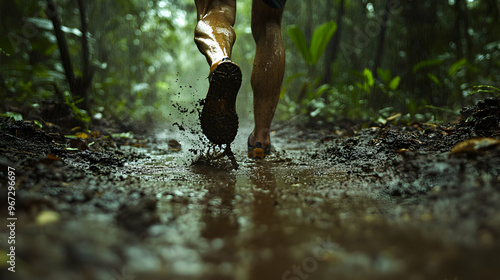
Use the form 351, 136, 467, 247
200, 62, 242, 145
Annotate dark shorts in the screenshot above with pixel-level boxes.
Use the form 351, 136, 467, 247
263, 0, 286, 9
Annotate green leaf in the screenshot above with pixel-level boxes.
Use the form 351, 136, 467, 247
1, 112, 23, 121
448, 58, 468, 77
314, 84, 331, 98
377, 68, 391, 83
288, 25, 312, 64
34, 120, 43, 128
309, 21, 337, 64
427, 73, 441, 86
111, 132, 133, 138
413, 58, 444, 73
0, 48, 11, 57
467, 85, 500, 96
388, 76, 400, 90
363, 68, 374, 88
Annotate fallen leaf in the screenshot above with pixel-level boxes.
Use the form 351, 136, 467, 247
386, 113, 402, 122
75, 132, 88, 139
133, 143, 146, 148
40, 154, 62, 165
450, 137, 500, 155
36, 210, 60, 226
46, 154, 61, 160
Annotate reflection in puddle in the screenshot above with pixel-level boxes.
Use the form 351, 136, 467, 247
247, 163, 292, 280
195, 164, 239, 279
122, 142, 488, 280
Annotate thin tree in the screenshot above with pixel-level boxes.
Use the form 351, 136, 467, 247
321, 0, 345, 85
372, 0, 391, 77
46, 0, 93, 110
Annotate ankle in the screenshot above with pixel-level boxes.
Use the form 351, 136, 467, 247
250, 131, 271, 148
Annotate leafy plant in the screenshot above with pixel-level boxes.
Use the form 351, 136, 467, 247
288, 21, 337, 65
448, 58, 470, 77
467, 85, 500, 97
0, 112, 23, 121
377, 68, 401, 91
0, 47, 10, 57
64, 91, 91, 126
355, 68, 375, 93
280, 21, 338, 121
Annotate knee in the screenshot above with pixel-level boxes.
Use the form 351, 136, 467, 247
194, 15, 236, 42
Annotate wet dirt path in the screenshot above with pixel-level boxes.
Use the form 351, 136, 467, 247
1, 118, 500, 280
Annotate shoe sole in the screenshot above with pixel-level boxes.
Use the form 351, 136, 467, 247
247, 133, 271, 159
200, 62, 242, 145
248, 147, 267, 159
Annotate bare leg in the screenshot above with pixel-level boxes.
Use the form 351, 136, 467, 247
249, 0, 285, 150
194, 0, 237, 67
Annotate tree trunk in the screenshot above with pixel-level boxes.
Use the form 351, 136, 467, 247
372, 0, 391, 77
46, 0, 76, 99
77, 0, 93, 110
402, 0, 436, 104
459, 0, 473, 62
321, 0, 345, 85
46, 0, 93, 111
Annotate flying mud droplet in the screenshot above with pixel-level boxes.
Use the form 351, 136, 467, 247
192, 144, 239, 170
172, 97, 238, 169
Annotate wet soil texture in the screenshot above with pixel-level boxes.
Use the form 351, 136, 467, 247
0, 98, 499, 280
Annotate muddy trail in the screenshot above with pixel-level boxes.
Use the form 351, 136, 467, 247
1, 98, 500, 280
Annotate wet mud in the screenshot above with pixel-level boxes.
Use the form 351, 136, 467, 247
0, 98, 499, 280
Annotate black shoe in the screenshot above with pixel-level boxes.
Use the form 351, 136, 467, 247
200, 57, 242, 145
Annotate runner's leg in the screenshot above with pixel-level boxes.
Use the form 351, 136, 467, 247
249, 0, 285, 149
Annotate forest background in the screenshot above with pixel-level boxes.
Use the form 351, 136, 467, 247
1, 0, 499, 130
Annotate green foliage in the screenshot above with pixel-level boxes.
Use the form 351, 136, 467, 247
467, 85, 500, 97
2, 0, 500, 128
64, 91, 90, 126
288, 21, 337, 65
388, 76, 401, 91
377, 68, 400, 90
448, 58, 469, 77
427, 73, 441, 87
412, 58, 444, 73
280, 66, 405, 122
288, 25, 311, 64
0, 112, 23, 121
0, 48, 10, 57
33, 119, 43, 128
355, 68, 374, 92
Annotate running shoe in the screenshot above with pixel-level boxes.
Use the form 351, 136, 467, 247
200, 57, 242, 145
247, 133, 271, 159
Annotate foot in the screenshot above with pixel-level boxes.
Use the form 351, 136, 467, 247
200, 57, 242, 145
247, 133, 271, 159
